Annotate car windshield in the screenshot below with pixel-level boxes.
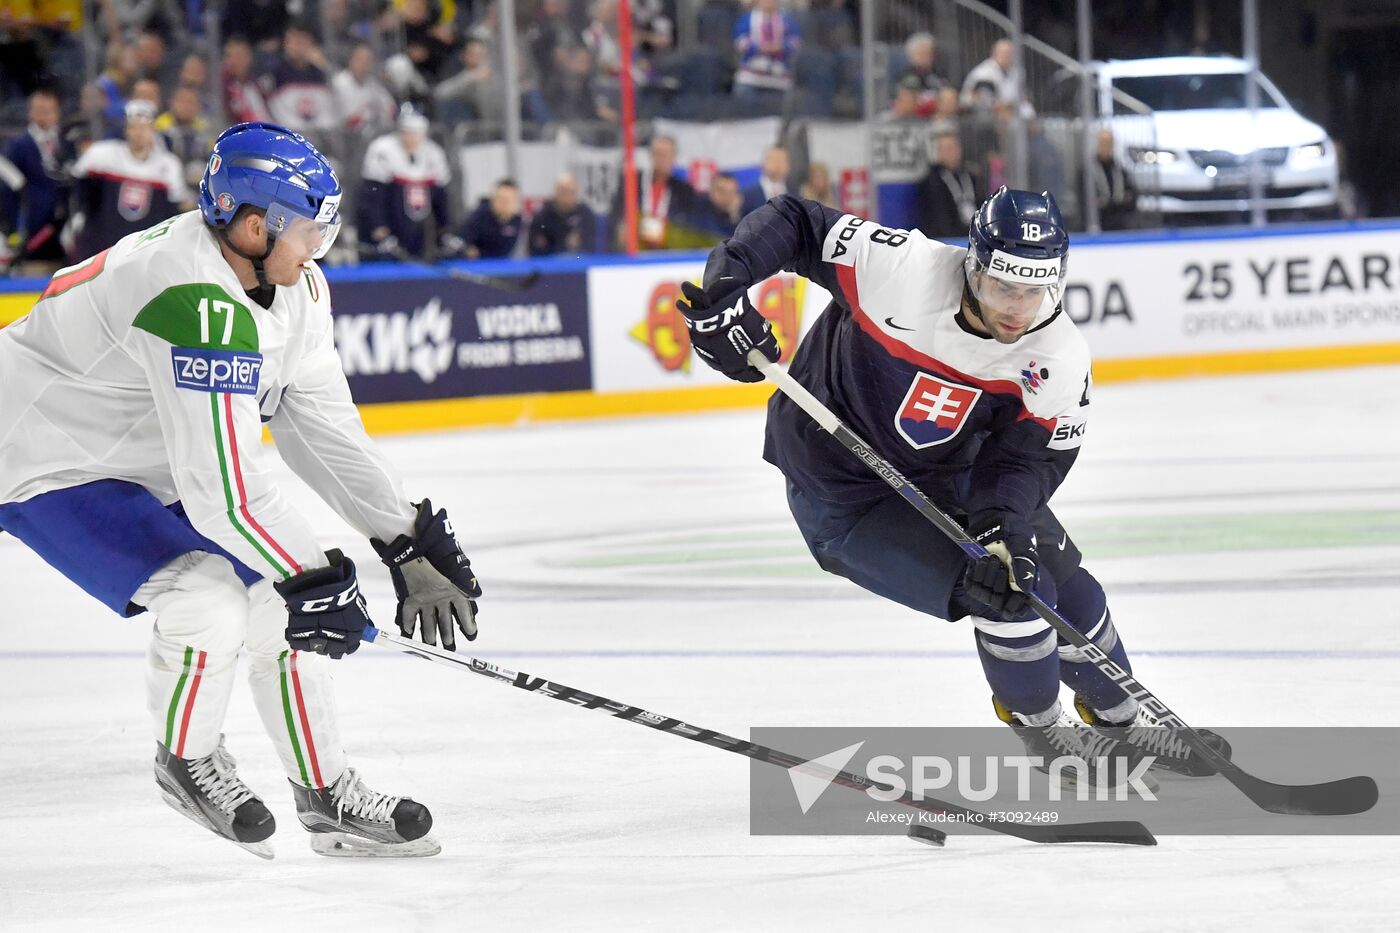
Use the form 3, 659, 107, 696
1112, 73, 1281, 111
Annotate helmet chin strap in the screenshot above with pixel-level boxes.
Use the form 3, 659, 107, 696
215, 225, 278, 292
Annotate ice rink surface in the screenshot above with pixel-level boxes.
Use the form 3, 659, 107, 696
2, 365, 1398, 932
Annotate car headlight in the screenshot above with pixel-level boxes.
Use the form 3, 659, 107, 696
1295, 141, 1327, 160
1127, 146, 1178, 165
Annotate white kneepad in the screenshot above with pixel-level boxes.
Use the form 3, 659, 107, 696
138, 551, 251, 657
244, 578, 294, 659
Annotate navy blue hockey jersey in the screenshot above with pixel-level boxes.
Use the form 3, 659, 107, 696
701, 195, 1090, 521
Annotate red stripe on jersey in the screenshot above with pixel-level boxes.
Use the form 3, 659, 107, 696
40, 249, 110, 301
220, 395, 304, 576
834, 264, 1055, 432
84, 171, 171, 191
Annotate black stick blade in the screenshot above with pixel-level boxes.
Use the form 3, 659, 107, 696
1236, 772, 1380, 816
996, 820, 1157, 846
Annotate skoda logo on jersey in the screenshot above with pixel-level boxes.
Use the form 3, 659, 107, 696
118, 181, 152, 222
171, 347, 264, 395
895, 372, 983, 449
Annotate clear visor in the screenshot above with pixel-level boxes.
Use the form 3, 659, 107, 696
965, 252, 1061, 324
267, 202, 342, 261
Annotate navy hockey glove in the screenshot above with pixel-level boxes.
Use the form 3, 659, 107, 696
274, 550, 371, 659
963, 512, 1042, 620
676, 277, 780, 383
371, 499, 482, 650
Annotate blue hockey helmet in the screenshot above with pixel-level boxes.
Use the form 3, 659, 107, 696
964, 187, 1068, 341
199, 122, 342, 260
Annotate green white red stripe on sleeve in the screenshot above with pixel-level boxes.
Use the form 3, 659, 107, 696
208, 392, 302, 579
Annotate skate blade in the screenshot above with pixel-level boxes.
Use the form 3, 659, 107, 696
159, 790, 275, 860
309, 832, 441, 858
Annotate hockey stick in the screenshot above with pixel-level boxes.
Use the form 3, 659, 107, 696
750, 350, 1379, 817
359, 242, 542, 293
362, 626, 1155, 846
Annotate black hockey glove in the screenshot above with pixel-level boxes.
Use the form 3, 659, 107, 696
274, 550, 372, 659
963, 512, 1042, 620
371, 499, 482, 650
675, 276, 780, 383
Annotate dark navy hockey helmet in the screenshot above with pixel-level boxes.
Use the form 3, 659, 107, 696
964, 187, 1068, 339
199, 122, 342, 260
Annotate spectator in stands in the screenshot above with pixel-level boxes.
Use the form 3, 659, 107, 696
799, 160, 837, 209
1092, 128, 1137, 230
333, 42, 397, 135
0, 87, 74, 273
525, 0, 578, 83
544, 46, 617, 124
128, 78, 163, 116
220, 36, 271, 124
884, 75, 923, 121
916, 132, 984, 240
961, 38, 1019, 110
733, 0, 800, 116
529, 171, 599, 256
632, 0, 675, 78
95, 0, 186, 46
268, 19, 337, 135
583, 0, 623, 84
155, 85, 214, 191
176, 53, 211, 110
611, 134, 696, 251
434, 36, 506, 124
359, 106, 455, 261
741, 145, 790, 215
95, 42, 135, 128
68, 82, 110, 155
68, 100, 189, 259
133, 29, 178, 95
899, 32, 949, 116
698, 172, 743, 237
460, 178, 524, 259
929, 85, 963, 136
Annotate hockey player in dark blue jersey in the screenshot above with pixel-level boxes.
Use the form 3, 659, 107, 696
677, 187, 1228, 783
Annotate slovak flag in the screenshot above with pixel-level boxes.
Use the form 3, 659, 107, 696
895, 372, 983, 449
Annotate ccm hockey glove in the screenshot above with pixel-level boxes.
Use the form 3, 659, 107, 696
963, 512, 1043, 621
274, 550, 372, 659
675, 276, 780, 383
372, 499, 482, 650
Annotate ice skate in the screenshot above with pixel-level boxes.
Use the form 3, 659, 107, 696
154, 737, 276, 860
1074, 696, 1232, 777
293, 768, 440, 858
994, 697, 1158, 796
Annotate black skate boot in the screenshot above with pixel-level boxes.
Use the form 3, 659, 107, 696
994, 697, 1158, 796
292, 768, 440, 858
1074, 696, 1232, 777
155, 736, 276, 859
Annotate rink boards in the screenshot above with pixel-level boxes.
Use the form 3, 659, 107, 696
3, 220, 1399, 433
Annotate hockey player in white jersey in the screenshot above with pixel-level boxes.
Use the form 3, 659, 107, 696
358, 106, 457, 261
676, 188, 1229, 786
0, 123, 483, 858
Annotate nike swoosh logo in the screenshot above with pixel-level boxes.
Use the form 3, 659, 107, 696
884, 316, 915, 332
1057, 535, 1068, 551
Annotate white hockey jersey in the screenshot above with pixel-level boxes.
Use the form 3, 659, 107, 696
0, 211, 415, 579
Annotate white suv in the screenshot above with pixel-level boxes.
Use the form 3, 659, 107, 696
1096, 56, 1338, 216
